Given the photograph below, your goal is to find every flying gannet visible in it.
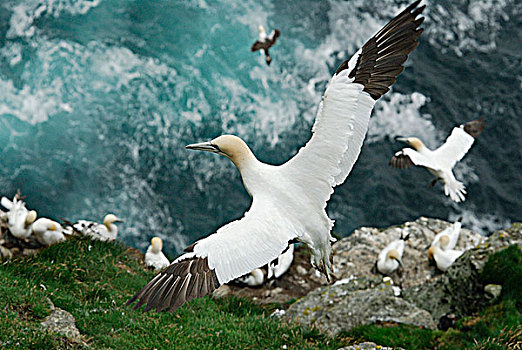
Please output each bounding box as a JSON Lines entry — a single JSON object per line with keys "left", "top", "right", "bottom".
{"left": 1, "top": 196, "right": 37, "bottom": 239}
{"left": 128, "top": 1, "right": 425, "bottom": 312}
{"left": 64, "top": 214, "right": 122, "bottom": 241}
{"left": 390, "top": 118, "right": 485, "bottom": 202}
{"left": 145, "top": 237, "right": 170, "bottom": 271}
{"left": 377, "top": 233, "right": 409, "bottom": 275}
{"left": 251, "top": 25, "right": 280, "bottom": 66}
{"left": 32, "top": 218, "right": 65, "bottom": 246}
{"left": 431, "top": 217, "right": 462, "bottom": 250}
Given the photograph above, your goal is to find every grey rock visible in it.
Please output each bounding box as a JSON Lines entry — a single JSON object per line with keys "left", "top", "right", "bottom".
{"left": 339, "top": 342, "right": 404, "bottom": 350}
{"left": 332, "top": 217, "right": 483, "bottom": 288}
{"left": 402, "top": 223, "right": 522, "bottom": 320}
{"left": 284, "top": 279, "right": 435, "bottom": 335}
{"left": 41, "top": 303, "right": 81, "bottom": 341}
{"left": 484, "top": 284, "right": 502, "bottom": 299}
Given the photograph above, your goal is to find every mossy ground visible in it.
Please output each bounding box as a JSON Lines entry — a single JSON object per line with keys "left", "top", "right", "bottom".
{"left": 0, "top": 237, "right": 520, "bottom": 349}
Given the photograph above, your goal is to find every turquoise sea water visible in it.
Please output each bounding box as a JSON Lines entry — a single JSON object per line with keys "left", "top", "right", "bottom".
{"left": 0, "top": 0, "right": 520, "bottom": 254}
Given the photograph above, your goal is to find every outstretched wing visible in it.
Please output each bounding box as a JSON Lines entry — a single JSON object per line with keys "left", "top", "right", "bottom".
{"left": 127, "top": 198, "right": 297, "bottom": 312}
{"left": 267, "top": 29, "right": 280, "bottom": 46}
{"left": 283, "top": 1, "right": 424, "bottom": 207}
{"left": 251, "top": 40, "right": 266, "bottom": 52}
{"left": 432, "top": 118, "right": 485, "bottom": 169}
{"left": 390, "top": 148, "right": 437, "bottom": 169}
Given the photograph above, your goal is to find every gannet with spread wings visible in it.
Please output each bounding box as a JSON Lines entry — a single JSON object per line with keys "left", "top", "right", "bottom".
{"left": 128, "top": 1, "right": 425, "bottom": 312}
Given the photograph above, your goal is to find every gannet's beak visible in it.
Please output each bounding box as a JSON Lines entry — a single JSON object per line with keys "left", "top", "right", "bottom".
{"left": 395, "top": 136, "right": 409, "bottom": 143}
{"left": 185, "top": 142, "right": 222, "bottom": 154}
{"left": 394, "top": 257, "right": 404, "bottom": 268}
{"left": 114, "top": 217, "right": 124, "bottom": 223}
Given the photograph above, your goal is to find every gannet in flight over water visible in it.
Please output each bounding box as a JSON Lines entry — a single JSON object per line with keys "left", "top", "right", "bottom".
{"left": 1, "top": 196, "right": 37, "bottom": 239}
{"left": 390, "top": 118, "right": 485, "bottom": 202}
{"left": 377, "top": 233, "right": 409, "bottom": 275}
{"left": 128, "top": 1, "right": 425, "bottom": 312}
{"left": 64, "top": 214, "right": 122, "bottom": 241}
{"left": 431, "top": 217, "right": 462, "bottom": 250}
{"left": 32, "top": 218, "right": 66, "bottom": 246}
{"left": 145, "top": 237, "right": 170, "bottom": 270}
{"left": 251, "top": 25, "right": 280, "bottom": 66}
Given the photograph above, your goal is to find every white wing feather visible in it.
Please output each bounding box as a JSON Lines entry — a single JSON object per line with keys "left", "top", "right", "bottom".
{"left": 189, "top": 197, "right": 297, "bottom": 284}
{"left": 399, "top": 148, "right": 438, "bottom": 169}
{"left": 432, "top": 126, "right": 475, "bottom": 169}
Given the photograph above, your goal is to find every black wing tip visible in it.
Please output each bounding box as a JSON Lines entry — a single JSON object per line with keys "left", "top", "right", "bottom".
{"left": 126, "top": 256, "right": 220, "bottom": 313}
{"left": 463, "top": 118, "right": 485, "bottom": 138}
{"left": 390, "top": 153, "right": 413, "bottom": 169}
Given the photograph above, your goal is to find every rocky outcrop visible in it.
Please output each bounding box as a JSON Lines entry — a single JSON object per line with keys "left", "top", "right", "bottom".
{"left": 402, "top": 223, "right": 522, "bottom": 320}
{"left": 284, "top": 280, "right": 435, "bottom": 335}
{"left": 339, "top": 342, "right": 404, "bottom": 350}
{"left": 332, "top": 217, "right": 483, "bottom": 288}
{"left": 41, "top": 299, "right": 83, "bottom": 343}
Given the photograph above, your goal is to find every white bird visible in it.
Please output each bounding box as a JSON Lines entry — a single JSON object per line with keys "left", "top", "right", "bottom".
{"left": 32, "top": 218, "right": 65, "bottom": 246}
{"left": 145, "top": 237, "right": 170, "bottom": 271}
{"left": 251, "top": 25, "right": 280, "bottom": 66}
{"left": 377, "top": 233, "right": 408, "bottom": 275}
{"left": 128, "top": 1, "right": 425, "bottom": 312}
{"left": 390, "top": 118, "right": 485, "bottom": 202}
{"left": 428, "top": 245, "right": 463, "bottom": 272}
{"left": 1, "top": 196, "right": 37, "bottom": 239}
{"left": 235, "top": 244, "right": 295, "bottom": 287}
{"left": 234, "top": 268, "right": 266, "bottom": 287}
{"left": 431, "top": 217, "right": 462, "bottom": 250}
{"left": 65, "top": 214, "right": 122, "bottom": 241}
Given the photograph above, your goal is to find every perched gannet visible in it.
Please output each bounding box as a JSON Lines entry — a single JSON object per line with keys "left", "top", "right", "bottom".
{"left": 32, "top": 218, "right": 65, "bottom": 246}
{"left": 235, "top": 268, "right": 266, "bottom": 287}
{"left": 377, "top": 233, "right": 408, "bottom": 275}
{"left": 65, "top": 214, "right": 122, "bottom": 241}
{"left": 128, "top": 1, "right": 425, "bottom": 312}
{"left": 145, "top": 237, "right": 170, "bottom": 271}
{"left": 251, "top": 25, "right": 280, "bottom": 66}
{"left": 1, "top": 196, "right": 37, "bottom": 239}
{"left": 390, "top": 118, "right": 485, "bottom": 202}
{"left": 235, "top": 244, "right": 295, "bottom": 287}
{"left": 428, "top": 245, "right": 463, "bottom": 272}
{"left": 431, "top": 218, "right": 462, "bottom": 250}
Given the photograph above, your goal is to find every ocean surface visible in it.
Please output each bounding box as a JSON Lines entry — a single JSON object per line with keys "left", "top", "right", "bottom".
{"left": 0, "top": 0, "right": 520, "bottom": 255}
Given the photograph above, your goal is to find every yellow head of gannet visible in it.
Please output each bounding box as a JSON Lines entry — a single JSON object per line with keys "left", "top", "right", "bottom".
{"left": 439, "top": 235, "right": 450, "bottom": 250}
{"left": 396, "top": 137, "right": 425, "bottom": 151}
{"left": 103, "top": 214, "right": 123, "bottom": 230}
{"left": 186, "top": 135, "right": 254, "bottom": 170}
{"left": 25, "top": 210, "right": 37, "bottom": 227}
{"left": 387, "top": 249, "right": 403, "bottom": 267}
{"left": 151, "top": 237, "right": 163, "bottom": 254}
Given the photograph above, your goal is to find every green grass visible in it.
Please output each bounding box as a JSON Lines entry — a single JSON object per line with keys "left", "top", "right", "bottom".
{"left": 0, "top": 236, "right": 347, "bottom": 349}
{"left": 1, "top": 238, "right": 520, "bottom": 349}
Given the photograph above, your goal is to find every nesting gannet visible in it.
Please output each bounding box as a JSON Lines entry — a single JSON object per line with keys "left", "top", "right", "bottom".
{"left": 390, "top": 118, "right": 485, "bottom": 202}
{"left": 428, "top": 245, "right": 463, "bottom": 272}
{"left": 32, "top": 218, "right": 65, "bottom": 246}
{"left": 1, "top": 196, "right": 37, "bottom": 239}
{"left": 145, "top": 237, "right": 170, "bottom": 270}
{"left": 235, "top": 244, "right": 295, "bottom": 287}
{"left": 251, "top": 25, "right": 280, "bottom": 66}
{"left": 377, "top": 233, "right": 408, "bottom": 275}
{"left": 235, "top": 268, "right": 266, "bottom": 287}
{"left": 65, "top": 214, "right": 122, "bottom": 241}
{"left": 128, "top": 1, "right": 425, "bottom": 312}
{"left": 431, "top": 218, "right": 462, "bottom": 250}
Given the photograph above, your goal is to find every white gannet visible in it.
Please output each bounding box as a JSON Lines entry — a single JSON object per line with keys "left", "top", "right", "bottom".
{"left": 377, "top": 233, "right": 408, "bottom": 275}
{"left": 431, "top": 217, "right": 462, "bottom": 250}
{"left": 251, "top": 25, "right": 280, "bottom": 66}
{"left": 65, "top": 214, "right": 122, "bottom": 241}
{"left": 128, "top": 1, "right": 425, "bottom": 312}
{"left": 235, "top": 244, "right": 295, "bottom": 287}
{"left": 32, "top": 218, "right": 65, "bottom": 246}
{"left": 428, "top": 245, "right": 463, "bottom": 272}
{"left": 145, "top": 237, "right": 170, "bottom": 271}
{"left": 1, "top": 196, "right": 37, "bottom": 239}
{"left": 234, "top": 268, "right": 266, "bottom": 287}
{"left": 390, "top": 118, "right": 485, "bottom": 202}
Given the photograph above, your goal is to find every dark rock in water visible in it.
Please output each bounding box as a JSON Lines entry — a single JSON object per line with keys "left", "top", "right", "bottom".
{"left": 332, "top": 217, "right": 483, "bottom": 288}
{"left": 284, "top": 278, "right": 435, "bottom": 335}
{"left": 402, "top": 223, "right": 522, "bottom": 320}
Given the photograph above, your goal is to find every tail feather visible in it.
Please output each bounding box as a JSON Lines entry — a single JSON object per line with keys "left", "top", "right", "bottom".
{"left": 443, "top": 178, "right": 466, "bottom": 202}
